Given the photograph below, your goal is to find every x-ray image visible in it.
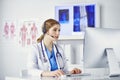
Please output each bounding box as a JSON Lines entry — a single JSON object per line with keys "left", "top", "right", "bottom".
{"left": 55, "top": 4, "right": 99, "bottom": 36}
{"left": 73, "top": 5, "right": 95, "bottom": 32}
{"left": 59, "top": 9, "right": 69, "bottom": 23}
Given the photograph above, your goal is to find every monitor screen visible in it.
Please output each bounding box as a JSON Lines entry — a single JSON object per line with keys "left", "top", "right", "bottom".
{"left": 83, "top": 27, "right": 120, "bottom": 69}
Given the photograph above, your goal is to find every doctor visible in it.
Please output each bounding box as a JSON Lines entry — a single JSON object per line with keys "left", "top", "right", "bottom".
{"left": 27, "top": 19, "right": 82, "bottom": 77}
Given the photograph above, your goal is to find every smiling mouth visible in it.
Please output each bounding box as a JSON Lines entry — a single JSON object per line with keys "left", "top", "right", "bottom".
{"left": 54, "top": 36, "right": 59, "bottom": 39}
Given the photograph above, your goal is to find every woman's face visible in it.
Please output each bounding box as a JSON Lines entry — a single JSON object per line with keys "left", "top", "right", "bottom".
{"left": 47, "top": 24, "right": 60, "bottom": 41}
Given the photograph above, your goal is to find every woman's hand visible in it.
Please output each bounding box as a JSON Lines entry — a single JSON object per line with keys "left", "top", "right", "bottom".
{"left": 70, "top": 68, "right": 82, "bottom": 74}
{"left": 41, "top": 70, "right": 64, "bottom": 77}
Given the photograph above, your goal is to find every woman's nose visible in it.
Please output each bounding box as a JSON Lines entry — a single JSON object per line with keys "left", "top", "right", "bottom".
{"left": 56, "top": 31, "right": 60, "bottom": 35}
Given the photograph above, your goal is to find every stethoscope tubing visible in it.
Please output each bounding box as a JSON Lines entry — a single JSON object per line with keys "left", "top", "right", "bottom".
{"left": 40, "top": 41, "right": 64, "bottom": 69}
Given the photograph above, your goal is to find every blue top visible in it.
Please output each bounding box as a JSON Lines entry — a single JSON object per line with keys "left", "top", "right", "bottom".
{"left": 45, "top": 47, "right": 58, "bottom": 71}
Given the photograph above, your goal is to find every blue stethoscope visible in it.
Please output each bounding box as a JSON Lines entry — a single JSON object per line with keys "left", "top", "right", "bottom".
{"left": 40, "top": 41, "right": 64, "bottom": 70}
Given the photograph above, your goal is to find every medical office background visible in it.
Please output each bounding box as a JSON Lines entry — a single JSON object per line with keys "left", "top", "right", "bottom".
{"left": 0, "top": 0, "right": 120, "bottom": 80}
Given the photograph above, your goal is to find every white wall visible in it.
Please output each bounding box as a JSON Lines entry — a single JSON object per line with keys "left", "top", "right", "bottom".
{"left": 0, "top": 0, "right": 120, "bottom": 80}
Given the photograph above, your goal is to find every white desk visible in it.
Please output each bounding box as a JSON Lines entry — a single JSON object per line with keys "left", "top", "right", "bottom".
{"left": 5, "top": 68, "right": 120, "bottom": 80}
{"left": 5, "top": 75, "right": 120, "bottom": 80}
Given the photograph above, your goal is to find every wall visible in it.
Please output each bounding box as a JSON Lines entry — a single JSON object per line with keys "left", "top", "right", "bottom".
{"left": 0, "top": 0, "right": 120, "bottom": 80}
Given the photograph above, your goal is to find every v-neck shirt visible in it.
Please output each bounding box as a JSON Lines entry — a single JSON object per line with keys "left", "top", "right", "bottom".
{"left": 45, "top": 46, "right": 58, "bottom": 71}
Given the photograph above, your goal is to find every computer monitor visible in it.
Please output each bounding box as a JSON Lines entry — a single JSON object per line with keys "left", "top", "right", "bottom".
{"left": 83, "top": 27, "right": 120, "bottom": 77}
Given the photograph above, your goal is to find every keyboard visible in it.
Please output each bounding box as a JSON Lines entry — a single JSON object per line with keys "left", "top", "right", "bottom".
{"left": 65, "top": 73, "right": 91, "bottom": 77}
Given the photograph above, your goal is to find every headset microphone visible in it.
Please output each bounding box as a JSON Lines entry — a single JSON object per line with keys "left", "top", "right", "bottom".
{"left": 50, "top": 35, "right": 54, "bottom": 38}
{"left": 47, "top": 34, "right": 54, "bottom": 38}
{"left": 51, "top": 35, "right": 54, "bottom": 38}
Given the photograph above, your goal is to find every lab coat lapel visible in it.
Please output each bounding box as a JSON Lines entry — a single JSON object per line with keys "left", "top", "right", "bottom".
{"left": 41, "top": 40, "right": 51, "bottom": 71}
{"left": 53, "top": 44, "right": 60, "bottom": 69}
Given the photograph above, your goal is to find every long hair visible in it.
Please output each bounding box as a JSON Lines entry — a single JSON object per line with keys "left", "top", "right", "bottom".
{"left": 37, "top": 19, "right": 60, "bottom": 43}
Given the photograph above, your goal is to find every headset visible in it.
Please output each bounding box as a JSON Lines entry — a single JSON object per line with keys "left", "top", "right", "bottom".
{"left": 42, "top": 23, "right": 47, "bottom": 34}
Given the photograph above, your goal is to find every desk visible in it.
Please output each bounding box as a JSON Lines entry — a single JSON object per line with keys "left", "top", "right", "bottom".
{"left": 5, "top": 68, "right": 120, "bottom": 80}
{"left": 5, "top": 75, "right": 120, "bottom": 80}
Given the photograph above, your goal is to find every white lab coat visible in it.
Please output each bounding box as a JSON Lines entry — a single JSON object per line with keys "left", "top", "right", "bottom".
{"left": 27, "top": 40, "right": 68, "bottom": 77}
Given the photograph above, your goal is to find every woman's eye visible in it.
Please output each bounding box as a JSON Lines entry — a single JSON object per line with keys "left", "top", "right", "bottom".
{"left": 53, "top": 29, "right": 57, "bottom": 31}
{"left": 53, "top": 28, "right": 60, "bottom": 32}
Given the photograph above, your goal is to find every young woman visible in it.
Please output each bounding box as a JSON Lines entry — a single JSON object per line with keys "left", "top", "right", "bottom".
{"left": 27, "top": 19, "right": 82, "bottom": 77}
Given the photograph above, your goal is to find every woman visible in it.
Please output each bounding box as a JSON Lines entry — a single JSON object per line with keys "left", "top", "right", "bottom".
{"left": 27, "top": 19, "right": 82, "bottom": 77}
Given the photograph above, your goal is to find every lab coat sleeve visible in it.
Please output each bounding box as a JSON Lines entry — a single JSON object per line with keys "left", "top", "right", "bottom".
{"left": 27, "top": 44, "right": 43, "bottom": 77}
{"left": 62, "top": 50, "right": 69, "bottom": 73}
{"left": 57, "top": 45, "right": 69, "bottom": 73}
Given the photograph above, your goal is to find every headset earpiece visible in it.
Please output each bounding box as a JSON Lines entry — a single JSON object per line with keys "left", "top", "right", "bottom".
{"left": 42, "top": 23, "right": 46, "bottom": 34}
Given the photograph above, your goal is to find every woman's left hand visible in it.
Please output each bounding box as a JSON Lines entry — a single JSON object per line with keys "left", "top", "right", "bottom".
{"left": 70, "top": 68, "right": 82, "bottom": 74}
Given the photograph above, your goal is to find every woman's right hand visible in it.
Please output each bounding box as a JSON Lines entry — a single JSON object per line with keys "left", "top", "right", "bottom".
{"left": 41, "top": 70, "right": 64, "bottom": 77}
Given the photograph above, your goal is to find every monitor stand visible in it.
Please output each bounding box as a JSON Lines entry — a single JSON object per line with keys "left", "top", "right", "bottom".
{"left": 105, "top": 48, "right": 120, "bottom": 77}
